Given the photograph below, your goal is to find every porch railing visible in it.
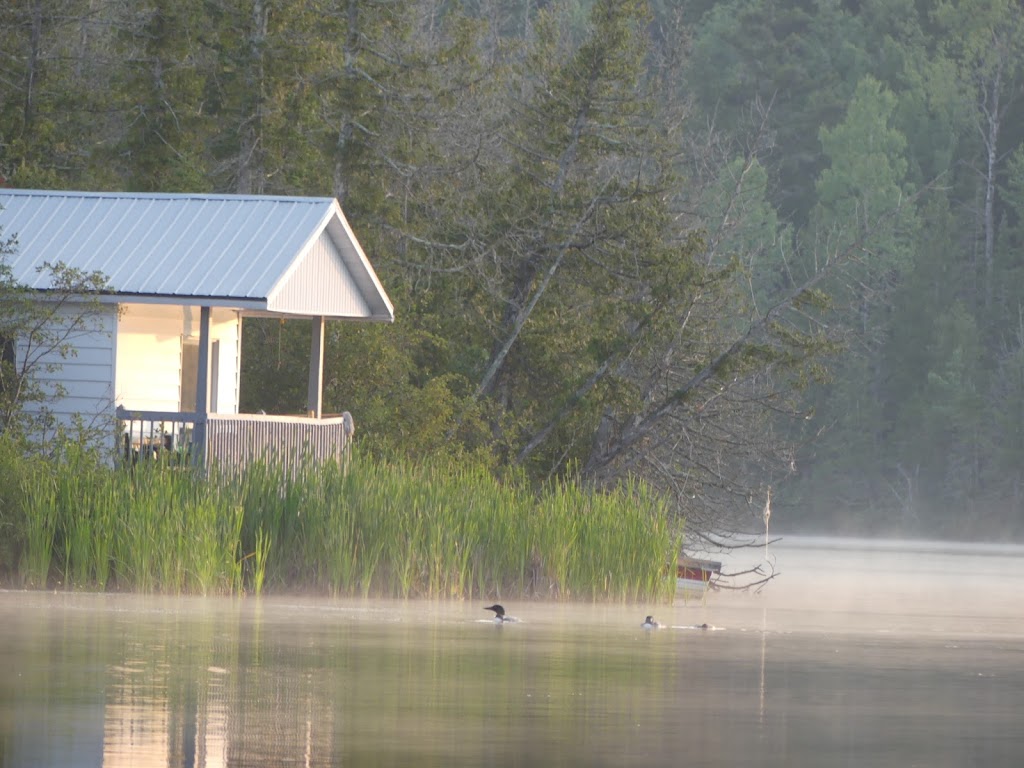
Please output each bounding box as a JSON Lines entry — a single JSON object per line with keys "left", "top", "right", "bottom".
{"left": 115, "top": 405, "right": 354, "bottom": 472}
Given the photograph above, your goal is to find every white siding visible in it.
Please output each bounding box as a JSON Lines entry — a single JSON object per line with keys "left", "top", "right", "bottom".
{"left": 269, "top": 232, "right": 371, "bottom": 316}
{"left": 17, "top": 303, "right": 117, "bottom": 432}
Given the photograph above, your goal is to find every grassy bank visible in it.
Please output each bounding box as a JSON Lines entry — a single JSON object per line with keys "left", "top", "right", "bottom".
{"left": 0, "top": 439, "right": 682, "bottom": 601}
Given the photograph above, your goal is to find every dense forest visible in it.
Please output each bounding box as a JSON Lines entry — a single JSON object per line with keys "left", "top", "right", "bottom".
{"left": 2, "top": 0, "right": 1023, "bottom": 540}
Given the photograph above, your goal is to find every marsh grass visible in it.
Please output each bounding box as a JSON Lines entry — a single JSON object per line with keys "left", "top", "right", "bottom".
{"left": 250, "top": 526, "right": 270, "bottom": 595}
{"left": 20, "top": 466, "right": 58, "bottom": 588}
{"left": 4, "top": 442, "right": 681, "bottom": 601}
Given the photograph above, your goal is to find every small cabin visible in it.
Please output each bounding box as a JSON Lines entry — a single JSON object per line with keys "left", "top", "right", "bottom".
{"left": 0, "top": 188, "right": 394, "bottom": 470}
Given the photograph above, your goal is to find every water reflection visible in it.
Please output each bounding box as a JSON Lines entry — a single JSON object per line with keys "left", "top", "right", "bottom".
{"left": 2, "top": 537, "right": 1024, "bottom": 767}
{"left": 104, "top": 654, "right": 232, "bottom": 767}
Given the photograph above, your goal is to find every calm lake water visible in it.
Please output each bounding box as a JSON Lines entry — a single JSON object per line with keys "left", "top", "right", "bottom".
{"left": 2, "top": 536, "right": 1023, "bottom": 767}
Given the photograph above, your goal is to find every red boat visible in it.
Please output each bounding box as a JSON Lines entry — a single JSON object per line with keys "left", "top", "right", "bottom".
{"left": 676, "top": 556, "right": 722, "bottom": 595}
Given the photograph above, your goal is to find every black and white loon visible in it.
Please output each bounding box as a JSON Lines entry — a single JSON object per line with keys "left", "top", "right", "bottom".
{"left": 484, "top": 604, "right": 518, "bottom": 623}
{"left": 641, "top": 615, "right": 661, "bottom": 629}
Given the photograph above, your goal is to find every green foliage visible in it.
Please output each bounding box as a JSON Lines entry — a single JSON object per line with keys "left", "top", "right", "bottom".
{"left": 687, "top": 0, "right": 871, "bottom": 222}
{"left": 114, "top": 0, "right": 212, "bottom": 191}
{"left": 239, "top": 316, "right": 493, "bottom": 462}
{"left": 811, "top": 76, "right": 917, "bottom": 273}
{"left": 0, "top": 241, "right": 110, "bottom": 441}
{"left": 0, "top": 436, "right": 30, "bottom": 581}
{"left": 786, "top": 75, "right": 924, "bottom": 530}
{"left": 0, "top": 436, "right": 681, "bottom": 601}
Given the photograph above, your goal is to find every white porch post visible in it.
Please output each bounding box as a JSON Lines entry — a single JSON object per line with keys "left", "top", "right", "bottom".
{"left": 307, "top": 315, "right": 325, "bottom": 418}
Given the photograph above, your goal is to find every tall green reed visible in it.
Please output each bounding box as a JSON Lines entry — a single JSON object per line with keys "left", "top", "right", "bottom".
{"left": 2, "top": 439, "right": 682, "bottom": 602}
{"left": 19, "top": 467, "right": 59, "bottom": 588}
{"left": 251, "top": 525, "right": 270, "bottom": 595}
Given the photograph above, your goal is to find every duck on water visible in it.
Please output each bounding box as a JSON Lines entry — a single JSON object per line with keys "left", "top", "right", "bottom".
{"left": 643, "top": 616, "right": 715, "bottom": 630}
{"left": 481, "top": 606, "right": 715, "bottom": 629}
{"left": 484, "top": 604, "right": 519, "bottom": 623}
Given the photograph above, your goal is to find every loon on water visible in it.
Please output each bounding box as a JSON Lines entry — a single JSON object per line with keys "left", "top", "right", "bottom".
{"left": 641, "top": 615, "right": 661, "bottom": 629}
{"left": 484, "top": 604, "right": 517, "bottom": 623}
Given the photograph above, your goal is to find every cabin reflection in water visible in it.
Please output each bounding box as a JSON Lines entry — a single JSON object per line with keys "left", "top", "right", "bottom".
{"left": 102, "top": 658, "right": 333, "bottom": 767}
{"left": 103, "top": 660, "right": 172, "bottom": 766}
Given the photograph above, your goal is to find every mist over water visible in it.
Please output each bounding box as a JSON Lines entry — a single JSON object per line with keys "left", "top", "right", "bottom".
{"left": 716, "top": 535, "right": 1024, "bottom": 636}
{"left": 2, "top": 536, "right": 1022, "bottom": 767}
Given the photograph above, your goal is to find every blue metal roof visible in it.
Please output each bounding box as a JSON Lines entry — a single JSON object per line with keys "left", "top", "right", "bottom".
{"left": 0, "top": 189, "right": 394, "bottom": 321}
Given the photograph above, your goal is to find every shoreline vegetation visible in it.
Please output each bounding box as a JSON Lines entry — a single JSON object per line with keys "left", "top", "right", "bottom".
{"left": 0, "top": 439, "right": 682, "bottom": 602}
